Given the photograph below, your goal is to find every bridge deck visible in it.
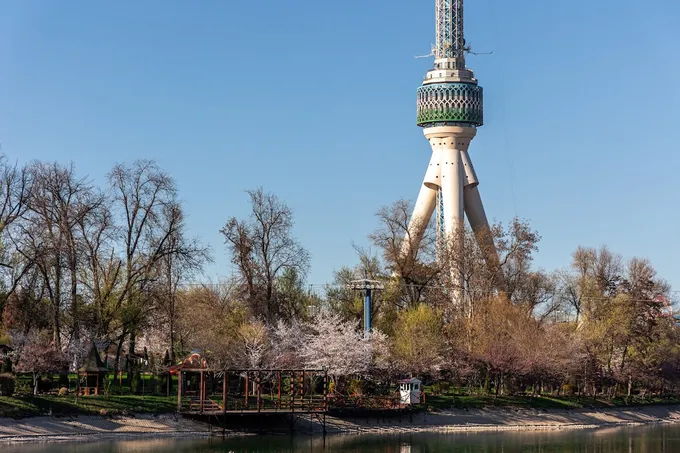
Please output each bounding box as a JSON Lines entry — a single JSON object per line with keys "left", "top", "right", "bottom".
{"left": 182, "top": 408, "right": 327, "bottom": 415}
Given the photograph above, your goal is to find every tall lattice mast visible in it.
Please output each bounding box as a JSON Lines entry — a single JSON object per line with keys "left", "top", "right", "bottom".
{"left": 433, "top": 0, "right": 469, "bottom": 256}
{"left": 435, "top": 0, "right": 466, "bottom": 65}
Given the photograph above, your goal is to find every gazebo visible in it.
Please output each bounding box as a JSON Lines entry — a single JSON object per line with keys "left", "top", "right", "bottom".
{"left": 169, "top": 350, "right": 210, "bottom": 410}
{"left": 77, "top": 342, "right": 109, "bottom": 395}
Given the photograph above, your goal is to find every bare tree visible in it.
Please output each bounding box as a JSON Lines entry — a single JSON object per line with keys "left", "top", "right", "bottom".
{"left": 12, "top": 162, "right": 93, "bottom": 350}
{"left": 220, "top": 187, "right": 309, "bottom": 323}
{"left": 174, "top": 282, "right": 247, "bottom": 369}
{"left": 108, "top": 160, "right": 194, "bottom": 368}
{"left": 369, "top": 199, "right": 441, "bottom": 309}
{"left": 0, "top": 156, "right": 32, "bottom": 277}
{"left": 157, "top": 205, "right": 211, "bottom": 362}
{"left": 77, "top": 194, "right": 121, "bottom": 337}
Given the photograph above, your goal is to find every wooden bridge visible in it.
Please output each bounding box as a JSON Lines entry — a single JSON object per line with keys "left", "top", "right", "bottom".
{"left": 177, "top": 369, "right": 328, "bottom": 416}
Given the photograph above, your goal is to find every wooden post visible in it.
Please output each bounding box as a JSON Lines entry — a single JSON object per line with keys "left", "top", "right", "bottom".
{"left": 291, "top": 372, "right": 295, "bottom": 414}
{"left": 199, "top": 371, "right": 205, "bottom": 414}
{"left": 302, "top": 371, "right": 306, "bottom": 411}
{"left": 323, "top": 369, "right": 328, "bottom": 412}
{"left": 244, "top": 373, "right": 249, "bottom": 409}
{"left": 222, "top": 371, "right": 227, "bottom": 414}
{"left": 257, "top": 371, "right": 261, "bottom": 413}
{"left": 177, "top": 372, "right": 182, "bottom": 412}
{"left": 277, "top": 370, "right": 281, "bottom": 410}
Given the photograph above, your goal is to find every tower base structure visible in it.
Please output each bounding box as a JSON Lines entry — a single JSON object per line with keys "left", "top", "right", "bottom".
{"left": 407, "top": 125, "right": 496, "bottom": 304}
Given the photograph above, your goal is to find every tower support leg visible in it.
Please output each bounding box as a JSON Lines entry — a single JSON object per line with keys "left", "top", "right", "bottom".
{"left": 404, "top": 150, "right": 440, "bottom": 259}
{"left": 440, "top": 146, "right": 464, "bottom": 303}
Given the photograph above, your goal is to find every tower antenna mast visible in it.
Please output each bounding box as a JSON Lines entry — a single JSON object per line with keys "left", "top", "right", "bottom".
{"left": 436, "top": 0, "right": 466, "bottom": 65}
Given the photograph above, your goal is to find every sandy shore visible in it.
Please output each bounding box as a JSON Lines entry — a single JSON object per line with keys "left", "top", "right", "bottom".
{"left": 0, "top": 414, "right": 231, "bottom": 444}
{"left": 2, "top": 405, "right": 680, "bottom": 443}
{"left": 321, "top": 405, "right": 680, "bottom": 434}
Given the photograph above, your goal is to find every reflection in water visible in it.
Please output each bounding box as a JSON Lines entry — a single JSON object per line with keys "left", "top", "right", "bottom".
{"left": 2, "top": 423, "right": 680, "bottom": 452}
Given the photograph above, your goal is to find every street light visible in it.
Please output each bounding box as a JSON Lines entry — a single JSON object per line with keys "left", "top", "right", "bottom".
{"left": 347, "top": 271, "right": 384, "bottom": 333}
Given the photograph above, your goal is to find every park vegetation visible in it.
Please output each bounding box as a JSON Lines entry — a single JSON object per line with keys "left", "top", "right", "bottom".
{"left": 0, "top": 156, "right": 677, "bottom": 402}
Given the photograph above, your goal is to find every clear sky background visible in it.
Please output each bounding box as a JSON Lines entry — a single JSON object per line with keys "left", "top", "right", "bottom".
{"left": 0, "top": 0, "right": 678, "bottom": 290}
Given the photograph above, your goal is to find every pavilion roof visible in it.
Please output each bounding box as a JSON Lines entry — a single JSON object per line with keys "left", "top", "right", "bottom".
{"left": 168, "top": 351, "right": 208, "bottom": 373}
{"left": 78, "top": 341, "right": 109, "bottom": 373}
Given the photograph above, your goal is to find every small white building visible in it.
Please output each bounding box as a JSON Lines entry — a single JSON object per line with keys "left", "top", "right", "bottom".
{"left": 399, "top": 378, "right": 422, "bottom": 405}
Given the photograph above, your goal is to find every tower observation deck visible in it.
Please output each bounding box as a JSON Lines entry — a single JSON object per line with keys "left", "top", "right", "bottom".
{"left": 416, "top": 0, "right": 483, "bottom": 128}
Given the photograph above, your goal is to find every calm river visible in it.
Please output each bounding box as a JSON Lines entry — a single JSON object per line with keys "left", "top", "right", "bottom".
{"left": 3, "top": 424, "right": 680, "bottom": 452}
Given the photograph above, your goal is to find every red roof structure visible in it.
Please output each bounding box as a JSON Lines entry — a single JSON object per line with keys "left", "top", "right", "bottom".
{"left": 168, "top": 351, "right": 208, "bottom": 375}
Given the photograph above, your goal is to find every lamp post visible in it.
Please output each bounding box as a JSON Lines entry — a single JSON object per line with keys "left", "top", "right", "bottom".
{"left": 347, "top": 271, "right": 385, "bottom": 333}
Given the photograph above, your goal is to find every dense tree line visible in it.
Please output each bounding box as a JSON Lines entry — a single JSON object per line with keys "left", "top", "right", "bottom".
{"left": 0, "top": 155, "right": 677, "bottom": 399}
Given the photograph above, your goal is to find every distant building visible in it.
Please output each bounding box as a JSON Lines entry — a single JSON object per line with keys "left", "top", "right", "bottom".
{"left": 398, "top": 378, "right": 422, "bottom": 405}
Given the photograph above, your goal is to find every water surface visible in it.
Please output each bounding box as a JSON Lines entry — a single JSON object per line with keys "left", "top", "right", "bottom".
{"left": 4, "top": 423, "right": 680, "bottom": 452}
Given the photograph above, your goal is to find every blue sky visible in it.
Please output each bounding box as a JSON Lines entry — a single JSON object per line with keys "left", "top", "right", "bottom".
{"left": 1, "top": 0, "right": 679, "bottom": 290}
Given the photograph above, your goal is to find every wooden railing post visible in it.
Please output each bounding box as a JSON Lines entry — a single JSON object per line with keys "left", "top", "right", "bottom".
{"left": 177, "top": 372, "right": 182, "bottom": 412}
{"left": 257, "top": 371, "right": 261, "bottom": 413}
{"left": 222, "top": 371, "right": 227, "bottom": 415}
{"left": 277, "top": 370, "right": 281, "bottom": 410}
{"left": 291, "top": 371, "right": 295, "bottom": 414}
{"left": 244, "top": 372, "right": 249, "bottom": 409}
{"left": 323, "top": 369, "right": 328, "bottom": 412}
{"left": 199, "top": 371, "right": 205, "bottom": 414}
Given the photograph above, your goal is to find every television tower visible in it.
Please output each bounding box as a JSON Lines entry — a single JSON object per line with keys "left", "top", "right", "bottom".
{"left": 403, "top": 0, "right": 498, "bottom": 301}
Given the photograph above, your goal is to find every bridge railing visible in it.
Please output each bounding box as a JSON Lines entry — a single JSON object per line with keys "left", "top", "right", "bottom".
{"left": 177, "top": 369, "right": 329, "bottom": 414}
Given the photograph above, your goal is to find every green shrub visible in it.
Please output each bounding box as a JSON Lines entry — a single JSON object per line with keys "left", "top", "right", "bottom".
{"left": 0, "top": 358, "right": 12, "bottom": 374}
{"left": 0, "top": 373, "right": 16, "bottom": 396}
{"left": 347, "top": 378, "right": 363, "bottom": 396}
{"left": 14, "top": 377, "right": 31, "bottom": 395}
{"left": 562, "top": 384, "right": 575, "bottom": 396}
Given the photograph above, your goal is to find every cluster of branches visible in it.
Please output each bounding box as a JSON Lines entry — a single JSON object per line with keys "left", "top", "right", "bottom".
{"left": 1, "top": 166, "right": 677, "bottom": 399}
{"left": 325, "top": 199, "right": 678, "bottom": 398}
{"left": 0, "top": 157, "right": 211, "bottom": 375}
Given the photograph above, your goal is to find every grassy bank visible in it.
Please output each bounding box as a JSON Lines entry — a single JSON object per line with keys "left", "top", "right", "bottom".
{"left": 425, "top": 393, "right": 680, "bottom": 410}
{"left": 0, "top": 395, "right": 176, "bottom": 418}
{"left": 3, "top": 393, "right": 680, "bottom": 419}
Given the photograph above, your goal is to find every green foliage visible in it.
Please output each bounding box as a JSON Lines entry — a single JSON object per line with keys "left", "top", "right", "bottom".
{"left": 0, "top": 356, "right": 12, "bottom": 374}
{"left": 424, "top": 391, "right": 680, "bottom": 411}
{"left": 275, "top": 268, "right": 317, "bottom": 321}
{"left": 13, "top": 377, "right": 31, "bottom": 395}
{"left": 0, "top": 395, "right": 177, "bottom": 417}
{"left": 0, "top": 373, "right": 15, "bottom": 396}
{"left": 347, "top": 378, "right": 364, "bottom": 396}
{"left": 392, "top": 304, "right": 445, "bottom": 376}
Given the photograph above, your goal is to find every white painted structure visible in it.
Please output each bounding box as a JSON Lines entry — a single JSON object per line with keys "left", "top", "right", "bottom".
{"left": 399, "top": 378, "right": 422, "bottom": 405}
{"left": 403, "top": 0, "right": 499, "bottom": 304}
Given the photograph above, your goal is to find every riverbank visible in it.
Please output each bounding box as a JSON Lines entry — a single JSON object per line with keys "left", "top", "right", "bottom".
{"left": 3, "top": 405, "right": 680, "bottom": 443}
{"left": 0, "top": 414, "right": 240, "bottom": 444}
{"left": 322, "top": 405, "right": 680, "bottom": 434}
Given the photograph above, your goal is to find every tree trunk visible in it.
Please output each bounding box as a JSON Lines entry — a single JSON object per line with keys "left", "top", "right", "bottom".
{"left": 70, "top": 254, "right": 79, "bottom": 369}
{"left": 114, "top": 331, "right": 127, "bottom": 372}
